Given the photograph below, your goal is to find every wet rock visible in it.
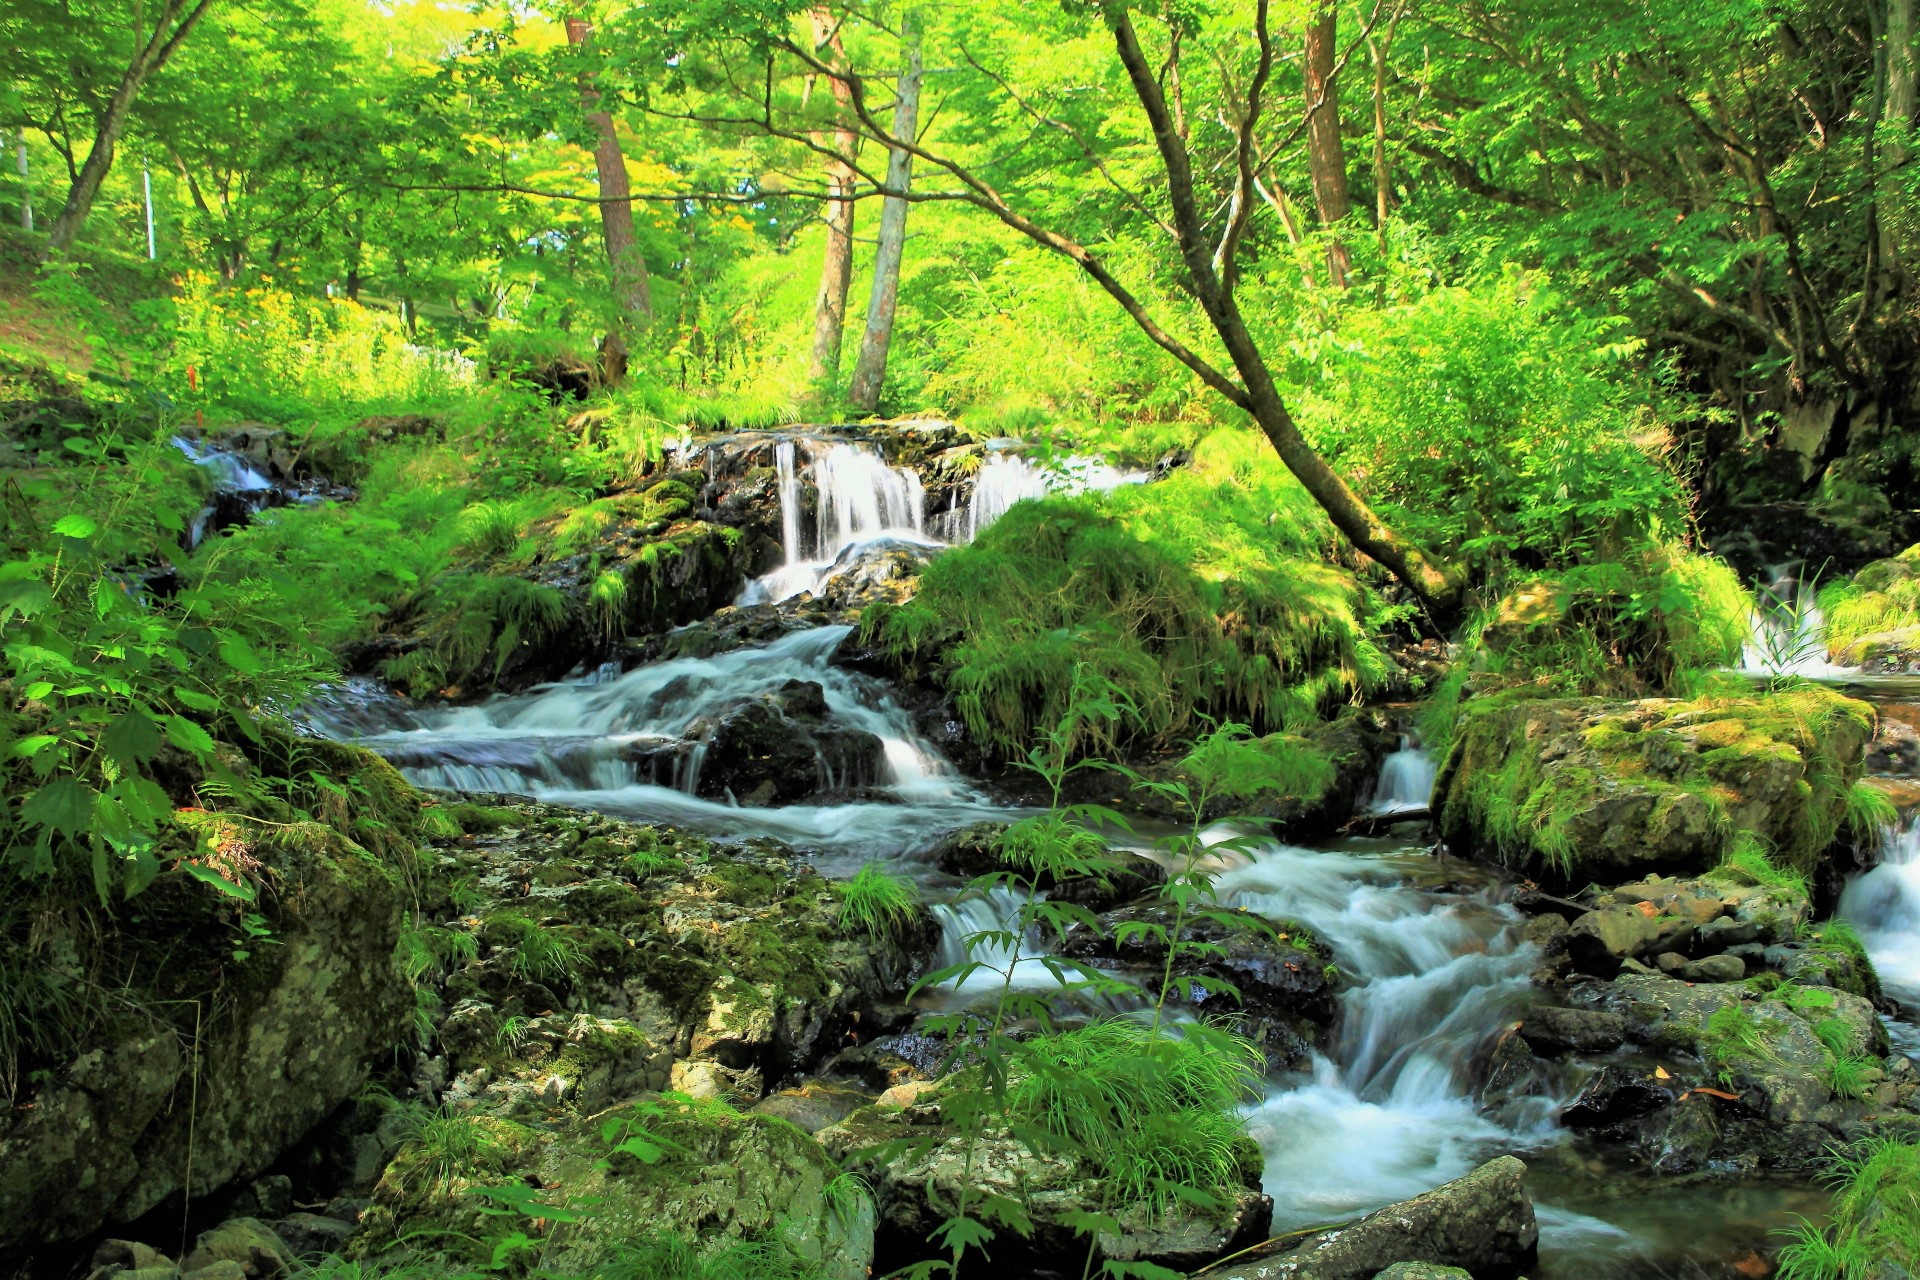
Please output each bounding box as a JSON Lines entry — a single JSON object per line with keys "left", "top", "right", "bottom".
{"left": 753, "top": 1081, "right": 877, "bottom": 1133}
{"left": 1562, "top": 1065, "right": 1677, "bottom": 1127}
{"left": 931, "top": 821, "right": 1167, "bottom": 909}
{"left": 1518, "top": 1007, "right": 1626, "bottom": 1054}
{"left": 360, "top": 1094, "right": 872, "bottom": 1280}
{"left": 0, "top": 758, "right": 411, "bottom": 1250}
{"left": 1567, "top": 906, "right": 1695, "bottom": 970}
{"left": 693, "top": 694, "right": 884, "bottom": 805}
{"left": 1056, "top": 903, "right": 1337, "bottom": 1057}
{"left": 91, "top": 1241, "right": 173, "bottom": 1274}
{"left": 266, "top": 1213, "right": 356, "bottom": 1260}
{"left": 1202, "top": 1156, "right": 1537, "bottom": 1280}
{"left": 179, "top": 1218, "right": 292, "bottom": 1278}
{"left": 1681, "top": 954, "right": 1748, "bottom": 983}
{"left": 1695, "top": 915, "right": 1761, "bottom": 950}
{"left": 1374, "top": 1266, "right": 1473, "bottom": 1280}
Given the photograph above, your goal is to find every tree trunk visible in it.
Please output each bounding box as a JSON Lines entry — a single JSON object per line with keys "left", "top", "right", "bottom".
{"left": 46, "top": 0, "right": 216, "bottom": 253}
{"left": 13, "top": 134, "right": 30, "bottom": 232}
{"left": 566, "top": 14, "right": 653, "bottom": 327}
{"left": 808, "top": 7, "right": 858, "bottom": 382}
{"left": 846, "top": 8, "right": 922, "bottom": 414}
{"left": 1304, "top": 2, "right": 1352, "bottom": 286}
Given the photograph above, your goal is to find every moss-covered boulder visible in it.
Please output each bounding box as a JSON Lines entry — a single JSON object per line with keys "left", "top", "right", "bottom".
{"left": 0, "top": 803, "right": 411, "bottom": 1249}
{"left": 354, "top": 1093, "right": 872, "bottom": 1280}
{"left": 1433, "top": 688, "right": 1873, "bottom": 881}
{"left": 415, "top": 802, "right": 938, "bottom": 1106}
{"left": 1821, "top": 543, "right": 1920, "bottom": 665}
{"left": 818, "top": 1091, "right": 1271, "bottom": 1274}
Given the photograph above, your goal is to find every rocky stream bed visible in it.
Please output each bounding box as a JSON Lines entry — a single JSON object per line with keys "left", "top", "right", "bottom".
{"left": 8, "top": 426, "right": 1920, "bottom": 1280}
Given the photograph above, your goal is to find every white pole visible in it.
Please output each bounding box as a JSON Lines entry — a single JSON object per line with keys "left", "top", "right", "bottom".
{"left": 142, "top": 161, "right": 156, "bottom": 259}
{"left": 13, "top": 135, "right": 28, "bottom": 232}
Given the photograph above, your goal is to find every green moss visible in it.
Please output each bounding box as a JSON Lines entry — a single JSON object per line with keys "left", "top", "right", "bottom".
{"left": 1439, "top": 686, "right": 1871, "bottom": 878}
{"left": 1819, "top": 545, "right": 1920, "bottom": 652}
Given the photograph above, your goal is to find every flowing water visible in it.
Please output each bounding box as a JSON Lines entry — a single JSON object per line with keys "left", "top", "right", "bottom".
{"left": 311, "top": 431, "right": 1909, "bottom": 1277}
{"left": 1841, "top": 820, "right": 1920, "bottom": 1058}
{"left": 1368, "top": 734, "right": 1438, "bottom": 814}
{"left": 1742, "top": 568, "right": 1853, "bottom": 678}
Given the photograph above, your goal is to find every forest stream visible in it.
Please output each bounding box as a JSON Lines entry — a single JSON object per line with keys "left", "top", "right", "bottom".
{"left": 286, "top": 433, "right": 1920, "bottom": 1279}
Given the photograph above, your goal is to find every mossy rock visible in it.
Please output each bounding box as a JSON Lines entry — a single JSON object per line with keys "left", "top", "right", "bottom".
{"left": 357, "top": 1094, "right": 872, "bottom": 1280}
{"left": 1432, "top": 687, "right": 1873, "bottom": 881}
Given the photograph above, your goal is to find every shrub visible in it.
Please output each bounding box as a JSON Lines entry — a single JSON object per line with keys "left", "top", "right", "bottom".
{"left": 835, "top": 863, "right": 920, "bottom": 939}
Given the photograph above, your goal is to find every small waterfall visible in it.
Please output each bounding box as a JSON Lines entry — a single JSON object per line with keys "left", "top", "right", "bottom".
{"left": 1840, "top": 822, "right": 1920, "bottom": 1027}
{"left": 939, "top": 451, "right": 1146, "bottom": 543}
{"left": 1742, "top": 570, "right": 1848, "bottom": 677}
{"left": 173, "top": 435, "right": 275, "bottom": 493}
{"left": 739, "top": 440, "right": 938, "bottom": 606}
{"left": 1215, "top": 840, "right": 1540, "bottom": 1228}
{"left": 1368, "top": 736, "right": 1436, "bottom": 815}
{"left": 814, "top": 442, "right": 925, "bottom": 555}
{"left": 774, "top": 440, "right": 802, "bottom": 566}
{"left": 173, "top": 435, "right": 281, "bottom": 548}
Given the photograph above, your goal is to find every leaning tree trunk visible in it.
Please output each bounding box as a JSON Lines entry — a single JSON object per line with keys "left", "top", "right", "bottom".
{"left": 1304, "top": 1, "right": 1352, "bottom": 287}
{"left": 808, "top": 7, "right": 859, "bottom": 381}
{"left": 566, "top": 14, "right": 653, "bottom": 330}
{"left": 47, "top": 0, "right": 216, "bottom": 252}
{"left": 846, "top": 8, "right": 922, "bottom": 413}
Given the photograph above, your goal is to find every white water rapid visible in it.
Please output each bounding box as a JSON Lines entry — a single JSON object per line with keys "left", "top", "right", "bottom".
{"left": 308, "top": 624, "right": 1005, "bottom": 866}
{"left": 1368, "top": 737, "right": 1436, "bottom": 815}
{"left": 1741, "top": 571, "right": 1851, "bottom": 678}
{"left": 1841, "top": 820, "right": 1920, "bottom": 1054}
{"left": 1213, "top": 839, "right": 1548, "bottom": 1225}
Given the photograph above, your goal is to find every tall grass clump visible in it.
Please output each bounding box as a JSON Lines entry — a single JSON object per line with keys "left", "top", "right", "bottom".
{"left": 1776, "top": 1135, "right": 1920, "bottom": 1280}
{"left": 835, "top": 863, "right": 920, "bottom": 939}
{"left": 867, "top": 435, "right": 1394, "bottom": 760}
{"left": 1818, "top": 545, "right": 1920, "bottom": 654}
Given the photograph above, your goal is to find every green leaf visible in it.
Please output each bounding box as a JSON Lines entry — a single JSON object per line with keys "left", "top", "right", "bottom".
{"left": 164, "top": 715, "right": 217, "bottom": 756}
{"left": 22, "top": 777, "right": 98, "bottom": 836}
{"left": 172, "top": 686, "right": 220, "bottom": 712}
{"left": 178, "top": 859, "right": 257, "bottom": 901}
{"left": 217, "top": 632, "right": 262, "bottom": 674}
{"left": 101, "top": 712, "right": 164, "bottom": 766}
{"left": 9, "top": 734, "right": 59, "bottom": 758}
{"left": 22, "top": 681, "right": 54, "bottom": 700}
{"left": 52, "top": 514, "right": 98, "bottom": 539}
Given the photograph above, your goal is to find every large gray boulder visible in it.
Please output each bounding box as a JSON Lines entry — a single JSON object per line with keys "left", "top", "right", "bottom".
{"left": 0, "top": 835, "right": 410, "bottom": 1250}
{"left": 1201, "top": 1157, "right": 1537, "bottom": 1280}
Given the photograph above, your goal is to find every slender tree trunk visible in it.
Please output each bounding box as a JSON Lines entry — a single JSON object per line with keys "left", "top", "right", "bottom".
{"left": 1369, "top": 13, "right": 1400, "bottom": 243}
{"left": 1884, "top": 0, "right": 1917, "bottom": 286}
{"left": 847, "top": 8, "right": 922, "bottom": 414}
{"left": 809, "top": 7, "right": 858, "bottom": 382}
{"left": 1304, "top": 2, "right": 1352, "bottom": 286}
{"left": 566, "top": 14, "right": 653, "bottom": 326}
{"left": 47, "top": 0, "right": 216, "bottom": 252}
{"left": 13, "top": 134, "right": 30, "bottom": 232}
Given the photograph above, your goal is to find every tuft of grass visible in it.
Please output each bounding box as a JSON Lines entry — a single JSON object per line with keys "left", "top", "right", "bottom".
{"left": 627, "top": 848, "right": 687, "bottom": 879}
{"left": 1776, "top": 1135, "right": 1920, "bottom": 1280}
{"left": 1006, "top": 1018, "right": 1264, "bottom": 1215}
{"left": 393, "top": 1108, "right": 505, "bottom": 1195}
{"left": 1843, "top": 781, "right": 1899, "bottom": 848}
{"left": 1698, "top": 1004, "right": 1775, "bottom": 1087}
{"left": 835, "top": 864, "right": 920, "bottom": 939}
{"left": 1715, "top": 832, "right": 1812, "bottom": 900}
{"left": 865, "top": 447, "right": 1393, "bottom": 760}
{"left": 485, "top": 914, "right": 585, "bottom": 987}
{"left": 589, "top": 1232, "right": 827, "bottom": 1280}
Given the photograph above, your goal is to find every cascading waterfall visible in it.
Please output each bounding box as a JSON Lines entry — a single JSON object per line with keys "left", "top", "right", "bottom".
{"left": 312, "top": 624, "right": 1004, "bottom": 861}
{"left": 740, "top": 439, "right": 1145, "bottom": 605}
{"left": 1841, "top": 820, "right": 1920, "bottom": 1053}
{"left": 739, "top": 440, "right": 939, "bottom": 606}
{"left": 1368, "top": 736, "right": 1437, "bottom": 814}
{"left": 1213, "top": 839, "right": 1544, "bottom": 1226}
{"left": 173, "top": 435, "right": 279, "bottom": 547}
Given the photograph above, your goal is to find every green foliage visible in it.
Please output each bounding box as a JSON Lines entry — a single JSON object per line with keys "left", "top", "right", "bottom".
{"left": 1818, "top": 547, "right": 1920, "bottom": 654}
{"left": 383, "top": 574, "right": 572, "bottom": 697}
{"left": 1699, "top": 1004, "right": 1774, "bottom": 1087}
{"left": 868, "top": 436, "right": 1390, "bottom": 760}
{"left": 835, "top": 863, "right": 921, "bottom": 940}
{"left": 1776, "top": 1136, "right": 1920, "bottom": 1280}
{"left": 484, "top": 914, "right": 585, "bottom": 988}
{"left": 1303, "top": 278, "right": 1687, "bottom": 569}
{"left": 1714, "top": 833, "right": 1811, "bottom": 902}
{"left": 1008, "top": 1019, "right": 1263, "bottom": 1214}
